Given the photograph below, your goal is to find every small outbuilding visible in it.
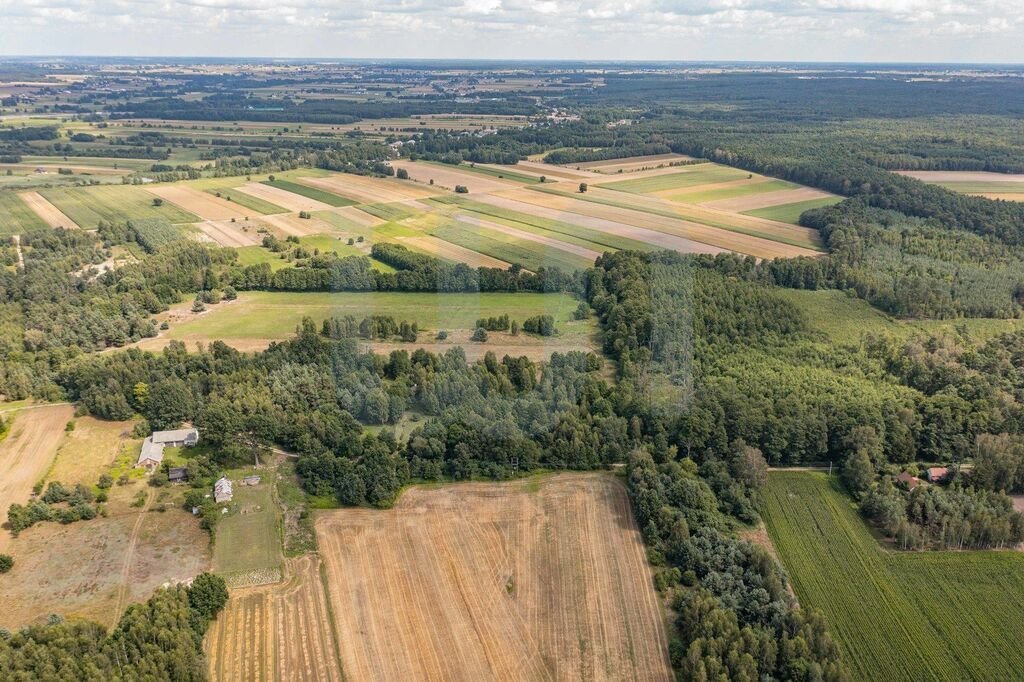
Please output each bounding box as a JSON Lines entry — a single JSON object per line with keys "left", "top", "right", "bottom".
{"left": 168, "top": 467, "right": 188, "bottom": 483}
{"left": 897, "top": 471, "right": 922, "bottom": 490}
{"left": 214, "top": 476, "right": 233, "bottom": 504}
{"left": 242, "top": 475, "right": 261, "bottom": 486}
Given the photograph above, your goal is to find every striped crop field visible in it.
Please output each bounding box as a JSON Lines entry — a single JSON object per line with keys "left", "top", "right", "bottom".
{"left": 761, "top": 472, "right": 1024, "bottom": 681}
{"left": 39, "top": 185, "right": 199, "bottom": 228}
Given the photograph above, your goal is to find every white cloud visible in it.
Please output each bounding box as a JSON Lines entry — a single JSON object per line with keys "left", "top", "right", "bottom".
{"left": 0, "top": 0, "right": 1018, "bottom": 61}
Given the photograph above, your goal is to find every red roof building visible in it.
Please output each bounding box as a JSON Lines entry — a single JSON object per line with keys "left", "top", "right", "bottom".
{"left": 926, "top": 467, "right": 950, "bottom": 483}
{"left": 897, "top": 471, "right": 922, "bottom": 490}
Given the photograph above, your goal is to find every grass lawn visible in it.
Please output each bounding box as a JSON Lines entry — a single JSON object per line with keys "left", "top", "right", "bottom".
{"left": 298, "top": 234, "right": 396, "bottom": 272}
{"left": 39, "top": 185, "right": 199, "bottom": 228}
{"left": 762, "top": 471, "right": 1024, "bottom": 681}
{"left": 212, "top": 483, "right": 282, "bottom": 582}
{"left": 265, "top": 178, "right": 357, "bottom": 207}
{"left": 744, "top": 196, "right": 843, "bottom": 224}
{"left": 671, "top": 179, "right": 796, "bottom": 203}
{"left": 0, "top": 192, "right": 48, "bottom": 235}
{"left": 597, "top": 163, "right": 751, "bottom": 193}
{"left": 165, "top": 291, "right": 586, "bottom": 341}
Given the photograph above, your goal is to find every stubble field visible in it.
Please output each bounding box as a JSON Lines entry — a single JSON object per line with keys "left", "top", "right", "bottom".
{"left": 315, "top": 473, "right": 672, "bottom": 682}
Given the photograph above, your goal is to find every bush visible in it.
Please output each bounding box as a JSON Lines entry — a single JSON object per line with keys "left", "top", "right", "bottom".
{"left": 471, "top": 327, "right": 488, "bottom": 342}
{"left": 97, "top": 474, "right": 113, "bottom": 489}
{"left": 396, "top": 168, "right": 409, "bottom": 180}
{"left": 436, "top": 330, "right": 449, "bottom": 341}
{"left": 454, "top": 185, "right": 469, "bottom": 194}
{"left": 0, "top": 554, "right": 12, "bottom": 573}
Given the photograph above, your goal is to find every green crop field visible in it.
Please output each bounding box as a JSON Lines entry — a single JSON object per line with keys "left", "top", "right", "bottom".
{"left": 39, "top": 185, "right": 199, "bottom": 228}
{"left": 762, "top": 472, "right": 1024, "bottom": 682}
{"left": 434, "top": 196, "right": 657, "bottom": 253}
{"left": 937, "top": 182, "right": 1024, "bottom": 195}
{"left": 212, "top": 483, "right": 282, "bottom": 584}
{"left": 444, "top": 162, "right": 541, "bottom": 184}
{"left": 430, "top": 221, "right": 593, "bottom": 272}
{"left": 744, "top": 196, "right": 843, "bottom": 224}
{"left": 165, "top": 290, "right": 587, "bottom": 342}
{"left": 359, "top": 202, "right": 419, "bottom": 221}
{"left": 0, "top": 192, "right": 48, "bottom": 235}
{"left": 264, "top": 178, "right": 356, "bottom": 206}
{"left": 671, "top": 178, "right": 796, "bottom": 203}
{"left": 597, "top": 163, "right": 751, "bottom": 193}
{"left": 18, "top": 155, "right": 153, "bottom": 171}
{"left": 187, "top": 176, "right": 287, "bottom": 214}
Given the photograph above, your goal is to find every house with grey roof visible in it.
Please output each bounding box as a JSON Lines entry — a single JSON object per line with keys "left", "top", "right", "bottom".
{"left": 135, "top": 427, "right": 200, "bottom": 470}
{"left": 137, "top": 437, "right": 165, "bottom": 470}
{"left": 214, "top": 477, "right": 233, "bottom": 504}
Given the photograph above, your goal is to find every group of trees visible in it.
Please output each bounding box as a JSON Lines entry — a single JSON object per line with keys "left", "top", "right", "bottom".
{"left": 0, "top": 574, "right": 227, "bottom": 679}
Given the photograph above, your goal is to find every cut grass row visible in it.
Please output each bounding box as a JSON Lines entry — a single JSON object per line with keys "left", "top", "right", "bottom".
{"left": 263, "top": 178, "right": 356, "bottom": 207}
{"left": 762, "top": 472, "right": 1024, "bottom": 681}
{"left": 39, "top": 185, "right": 199, "bottom": 228}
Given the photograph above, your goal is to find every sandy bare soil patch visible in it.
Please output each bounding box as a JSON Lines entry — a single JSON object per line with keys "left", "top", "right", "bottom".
{"left": 400, "top": 235, "right": 511, "bottom": 268}
{"left": 703, "top": 186, "right": 834, "bottom": 212}
{"left": 258, "top": 212, "right": 335, "bottom": 237}
{"left": 317, "top": 473, "right": 672, "bottom": 682}
{"left": 453, "top": 213, "right": 603, "bottom": 261}
{"left": 206, "top": 555, "right": 342, "bottom": 681}
{"left": 194, "top": 219, "right": 263, "bottom": 247}
{"left": 304, "top": 173, "right": 442, "bottom": 204}
{"left": 897, "top": 170, "right": 1024, "bottom": 183}
{"left": 17, "top": 191, "right": 80, "bottom": 229}
{"left": 235, "top": 182, "right": 333, "bottom": 212}
{"left": 146, "top": 185, "right": 248, "bottom": 221}
{"left": 393, "top": 160, "right": 522, "bottom": 194}
{"left": 0, "top": 404, "right": 75, "bottom": 552}
{"left": 478, "top": 192, "right": 732, "bottom": 256}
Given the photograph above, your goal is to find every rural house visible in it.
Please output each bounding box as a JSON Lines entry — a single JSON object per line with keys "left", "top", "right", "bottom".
{"left": 927, "top": 467, "right": 951, "bottom": 483}
{"left": 136, "top": 437, "right": 165, "bottom": 470}
{"left": 135, "top": 427, "right": 200, "bottom": 470}
{"left": 897, "top": 471, "right": 922, "bottom": 490}
{"left": 214, "top": 477, "right": 233, "bottom": 504}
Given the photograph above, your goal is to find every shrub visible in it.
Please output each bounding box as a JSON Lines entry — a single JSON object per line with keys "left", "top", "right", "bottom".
{"left": 0, "top": 554, "right": 12, "bottom": 573}
{"left": 396, "top": 168, "right": 409, "bottom": 180}
{"left": 471, "top": 327, "right": 488, "bottom": 342}
{"left": 454, "top": 185, "right": 469, "bottom": 194}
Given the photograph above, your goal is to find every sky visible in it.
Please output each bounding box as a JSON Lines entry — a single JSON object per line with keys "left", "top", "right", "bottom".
{"left": 0, "top": 0, "right": 1021, "bottom": 63}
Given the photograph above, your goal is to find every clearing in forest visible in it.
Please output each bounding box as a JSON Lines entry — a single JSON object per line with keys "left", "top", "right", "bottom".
{"left": 762, "top": 471, "right": 1024, "bottom": 681}
{"left": 316, "top": 473, "right": 673, "bottom": 682}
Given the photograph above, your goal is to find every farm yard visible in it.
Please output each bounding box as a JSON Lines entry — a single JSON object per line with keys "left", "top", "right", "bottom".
{"left": 0, "top": 405, "right": 210, "bottom": 628}
{"left": 761, "top": 472, "right": 1024, "bottom": 682}
{"left": 315, "top": 473, "right": 673, "bottom": 682}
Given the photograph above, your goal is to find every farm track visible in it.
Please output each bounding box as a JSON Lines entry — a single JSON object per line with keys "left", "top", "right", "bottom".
{"left": 113, "top": 488, "right": 154, "bottom": 622}
{"left": 316, "top": 473, "right": 672, "bottom": 682}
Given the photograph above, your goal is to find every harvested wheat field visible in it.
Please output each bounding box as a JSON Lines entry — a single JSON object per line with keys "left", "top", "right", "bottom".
{"left": 194, "top": 219, "right": 263, "bottom": 247}
{"left": 206, "top": 555, "right": 342, "bottom": 682}
{"left": 317, "top": 473, "right": 673, "bottom": 682}
{"left": 17, "top": 191, "right": 80, "bottom": 229}
{"left": 576, "top": 154, "right": 694, "bottom": 174}
{"left": 400, "top": 235, "right": 511, "bottom": 268}
{"left": 257, "top": 212, "right": 336, "bottom": 238}
{"left": 303, "top": 172, "right": 443, "bottom": 204}
{"left": 0, "top": 404, "right": 75, "bottom": 552}
{"left": 146, "top": 185, "right": 248, "bottom": 221}
{"left": 702, "top": 186, "right": 835, "bottom": 212}
{"left": 394, "top": 160, "right": 522, "bottom": 194}
{"left": 332, "top": 205, "right": 386, "bottom": 227}
{"left": 235, "top": 182, "right": 333, "bottom": 213}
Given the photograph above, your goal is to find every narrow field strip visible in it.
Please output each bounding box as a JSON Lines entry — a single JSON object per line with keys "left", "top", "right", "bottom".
{"left": 452, "top": 213, "right": 602, "bottom": 261}
{"left": 398, "top": 235, "right": 511, "bottom": 269}
{"left": 234, "top": 182, "right": 334, "bottom": 212}
{"left": 433, "top": 219, "right": 592, "bottom": 272}
{"left": 17, "top": 191, "right": 79, "bottom": 229}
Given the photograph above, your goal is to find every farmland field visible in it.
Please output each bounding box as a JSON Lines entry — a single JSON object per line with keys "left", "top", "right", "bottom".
{"left": 262, "top": 178, "right": 356, "bottom": 207}
{"left": 598, "top": 162, "right": 751, "bottom": 193}
{"left": 744, "top": 196, "right": 844, "bottom": 224}
{"left": 39, "top": 185, "right": 199, "bottom": 227}
{"left": 212, "top": 481, "right": 283, "bottom": 587}
{"left": 137, "top": 290, "right": 591, "bottom": 354}
{"left": 0, "top": 192, "right": 48, "bottom": 234}
{"left": 205, "top": 555, "right": 342, "bottom": 682}
{"left": 762, "top": 472, "right": 1024, "bottom": 681}
{"left": 316, "top": 473, "right": 673, "bottom": 681}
